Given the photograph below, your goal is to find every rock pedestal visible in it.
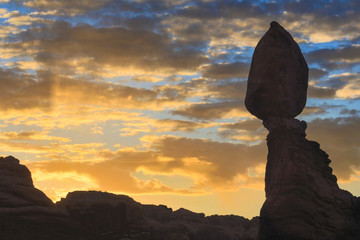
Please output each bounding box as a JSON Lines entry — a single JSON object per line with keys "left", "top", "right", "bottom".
{"left": 259, "top": 119, "right": 360, "bottom": 240}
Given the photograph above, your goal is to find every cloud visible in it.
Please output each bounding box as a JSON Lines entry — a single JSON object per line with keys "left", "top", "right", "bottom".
{"left": 118, "top": 117, "right": 215, "bottom": 136}
{"left": 148, "top": 136, "right": 267, "bottom": 188}
{"left": 7, "top": 21, "right": 208, "bottom": 76}
{"left": 0, "top": 67, "right": 191, "bottom": 117}
{"left": 51, "top": 73, "right": 158, "bottom": 107}
{"left": 24, "top": 134, "right": 267, "bottom": 200}
{"left": 301, "top": 106, "right": 327, "bottom": 116}
{"left": 307, "top": 73, "right": 360, "bottom": 99}
{"left": 306, "top": 45, "right": 360, "bottom": 68}
{"left": 155, "top": 119, "right": 213, "bottom": 132}
{"left": 218, "top": 118, "right": 266, "bottom": 143}
{"left": 0, "top": 130, "right": 70, "bottom": 142}
{"left": 221, "top": 118, "right": 263, "bottom": 132}
{"left": 0, "top": 68, "right": 52, "bottom": 110}
{"left": 0, "top": 139, "right": 62, "bottom": 154}
{"left": 340, "top": 109, "right": 359, "bottom": 116}
{"left": 206, "top": 80, "right": 248, "bottom": 100}
{"left": 0, "top": 25, "right": 21, "bottom": 37}
{"left": 22, "top": 0, "right": 111, "bottom": 16}
{"left": 307, "top": 85, "right": 336, "bottom": 99}
{"left": 172, "top": 101, "right": 249, "bottom": 120}
{"left": 27, "top": 148, "right": 201, "bottom": 195}
{"left": 0, "top": 104, "right": 144, "bottom": 130}
{"left": 5, "top": 13, "right": 42, "bottom": 26}
{"left": 91, "top": 126, "right": 104, "bottom": 135}
{"left": 309, "top": 68, "right": 328, "bottom": 80}
{"left": 201, "top": 62, "right": 250, "bottom": 79}
{"left": 333, "top": 72, "right": 360, "bottom": 99}
{"left": 168, "top": 0, "right": 360, "bottom": 51}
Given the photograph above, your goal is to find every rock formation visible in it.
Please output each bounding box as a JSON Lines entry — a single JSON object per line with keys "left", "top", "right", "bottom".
{"left": 0, "top": 156, "right": 81, "bottom": 240}
{"left": 0, "top": 155, "right": 259, "bottom": 240}
{"left": 245, "top": 22, "right": 360, "bottom": 239}
{"left": 56, "top": 191, "right": 150, "bottom": 240}
{"left": 245, "top": 21, "right": 308, "bottom": 120}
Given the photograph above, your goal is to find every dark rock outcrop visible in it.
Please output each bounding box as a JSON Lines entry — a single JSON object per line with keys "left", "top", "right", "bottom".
{"left": 0, "top": 156, "right": 82, "bottom": 240}
{"left": 245, "top": 21, "right": 308, "bottom": 120}
{"left": 56, "top": 191, "right": 150, "bottom": 240}
{"left": 142, "top": 205, "right": 259, "bottom": 240}
{"left": 0, "top": 155, "right": 53, "bottom": 208}
{"left": 0, "top": 155, "right": 259, "bottom": 240}
{"left": 245, "top": 22, "right": 360, "bottom": 240}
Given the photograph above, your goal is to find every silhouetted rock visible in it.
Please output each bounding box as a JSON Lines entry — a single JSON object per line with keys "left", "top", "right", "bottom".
{"left": 142, "top": 204, "right": 259, "bottom": 240}
{"left": 0, "top": 156, "right": 81, "bottom": 240}
{"left": 245, "top": 22, "right": 360, "bottom": 240}
{"left": 56, "top": 191, "right": 150, "bottom": 240}
{"left": 0, "top": 155, "right": 53, "bottom": 207}
{"left": 245, "top": 21, "right": 308, "bottom": 120}
{"left": 260, "top": 120, "right": 360, "bottom": 240}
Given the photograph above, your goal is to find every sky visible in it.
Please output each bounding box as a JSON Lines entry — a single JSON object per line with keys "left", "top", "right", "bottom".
{"left": 0, "top": 0, "right": 359, "bottom": 219}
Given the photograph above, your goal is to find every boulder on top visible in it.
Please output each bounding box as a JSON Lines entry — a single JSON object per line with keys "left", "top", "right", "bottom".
{"left": 245, "top": 21, "right": 308, "bottom": 120}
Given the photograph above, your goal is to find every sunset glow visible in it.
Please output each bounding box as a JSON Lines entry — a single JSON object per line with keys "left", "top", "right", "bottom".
{"left": 0, "top": 0, "right": 359, "bottom": 218}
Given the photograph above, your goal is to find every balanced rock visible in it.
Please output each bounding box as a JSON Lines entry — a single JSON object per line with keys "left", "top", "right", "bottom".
{"left": 245, "top": 21, "right": 308, "bottom": 120}
{"left": 245, "top": 22, "right": 360, "bottom": 239}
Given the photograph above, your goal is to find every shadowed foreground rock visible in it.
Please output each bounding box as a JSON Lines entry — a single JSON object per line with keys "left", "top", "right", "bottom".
{"left": 0, "top": 156, "right": 259, "bottom": 240}
{"left": 245, "top": 22, "right": 360, "bottom": 240}
{"left": 260, "top": 118, "right": 360, "bottom": 240}
{"left": 0, "top": 156, "right": 82, "bottom": 240}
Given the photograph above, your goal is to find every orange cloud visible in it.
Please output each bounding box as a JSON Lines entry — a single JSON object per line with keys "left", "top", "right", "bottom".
{"left": 24, "top": 135, "right": 267, "bottom": 201}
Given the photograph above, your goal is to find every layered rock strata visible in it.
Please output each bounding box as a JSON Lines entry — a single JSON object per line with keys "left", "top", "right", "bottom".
{"left": 245, "top": 22, "right": 360, "bottom": 239}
